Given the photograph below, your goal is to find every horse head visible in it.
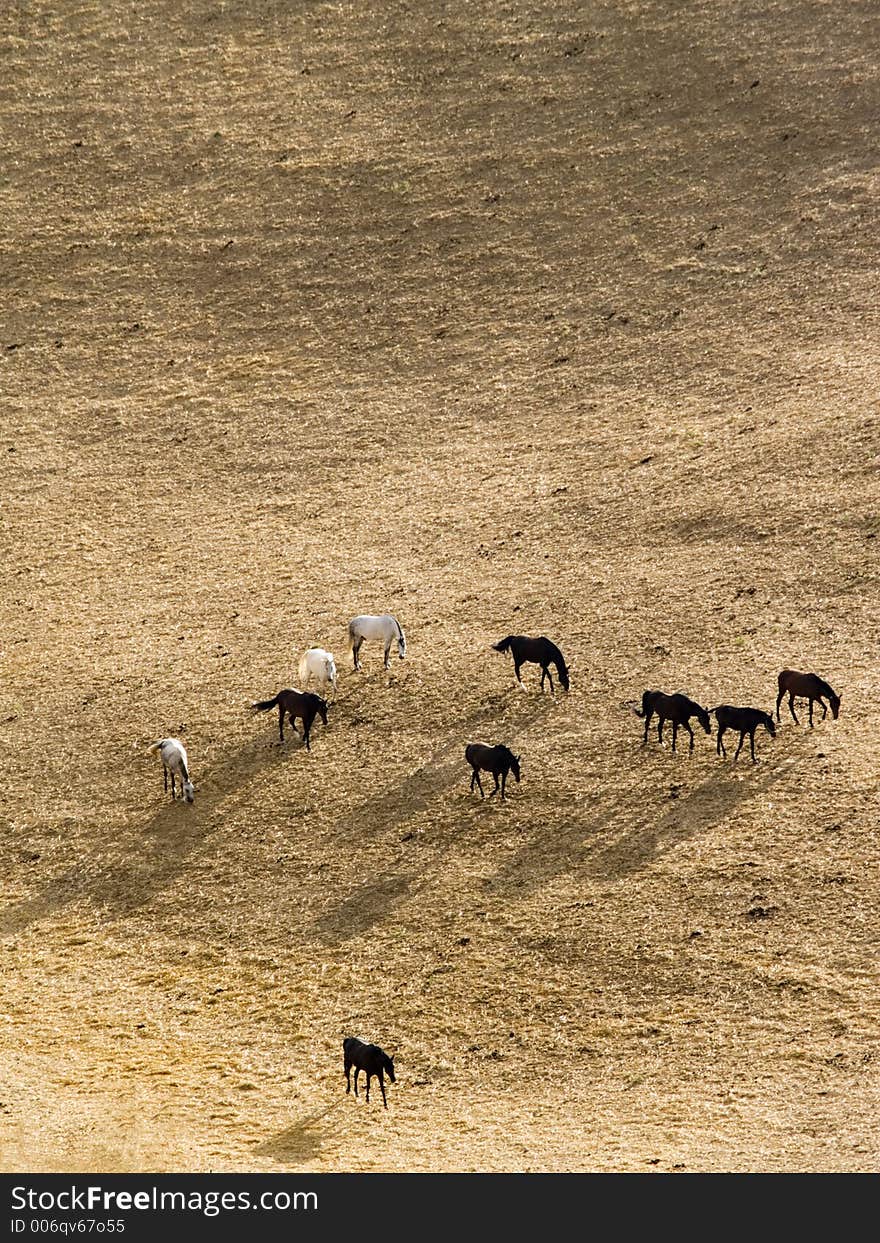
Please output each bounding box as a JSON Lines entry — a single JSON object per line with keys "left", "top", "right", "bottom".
{"left": 182, "top": 779, "right": 195, "bottom": 804}
{"left": 697, "top": 704, "right": 712, "bottom": 734}
{"left": 510, "top": 753, "right": 521, "bottom": 783}
{"left": 384, "top": 1054, "right": 396, "bottom": 1082}
{"left": 558, "top": 665, "right": 570, "bottom": 692}
{"left": 763, "top": 714, "right": 776, "bottom": 737}
{"left": 397, "top": 635, "right": 406, "bottom": 660}
{"left": 317, "top": 698, "right": 329, "bottom": 726}
{"left": 829, "top": 692, "right": 841, "bottom": 719}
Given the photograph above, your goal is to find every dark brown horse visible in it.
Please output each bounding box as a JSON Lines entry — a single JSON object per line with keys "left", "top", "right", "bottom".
{"left": 635, "top": 690, "right": 711, "bottom": 753}
{"left": 465, "top": 743, "right": 521, "bottom": 799}
{"left": 251, "top": 688, "right": 328, "bottom": 749}
{"left": 776, "top": 669, "right": 840, "bottom": 727}
{"left": 712, "top": 705, "right": 775, "bottom": 762}
{"left": 343, "top": 1037, "right": 395, "bottom": 1108}
{"left": 493, "top": 635, "right": 570, "bottom": 693}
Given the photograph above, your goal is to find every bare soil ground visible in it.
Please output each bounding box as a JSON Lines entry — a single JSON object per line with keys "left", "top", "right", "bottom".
{"left": 1, "top": 0, "right": 878, "bottom": 1172}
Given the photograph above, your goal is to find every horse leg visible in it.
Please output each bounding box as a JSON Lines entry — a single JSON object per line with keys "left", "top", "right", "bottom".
{"left": 545, "top": 665, "right": 555, "bottom": 695}
{"left": 379, "top": 1070, "right": 387, "bottom": 1109}
{"left": 642, "top": 711, "right": 652, "bottom": 745}
{"left": 514, "top": 660, "right": 525, "bottom": 690}
{"left": 820, "top": 698, "right": 828, "bottom": 719}
{"left": 383, "top": 642, "right": 391, "bottom": 670}
{"left": 278, "top": 709, "right": 285, "bottom": 743}
{"left": 352, "top": 638, "right": 362, "bottom": 671}
{"left": 353, "top": 1067, "right": 359, "bottom": 1098}
{"left": 500, "top": 771, "right": 507, "bottom": 800}
{"left": 671, "top": 721, "right": 678, "bottom": 753}
{"left": 163, "top": 766, "right": 168, "bottom": 793}
{"left": 808, "top": 698, "right": 814, "bottom": 728}
{"left": 734, "top": 731, "right": 745, "bottom": 761}
{"left": 475, "top": 772, "right": 485, "bottom": 799}
{"left": 489, "top": 772, "right": 500, "bottom": 798}
{"left": 170, "top": 771, "right": 177, "bottom": 800}
{"left": 657, "top": 717, "right": 664, "bottom": 744}
{"left": 776, "top": 688, "right": 784, "bottom": 722}
{"left": 717, "top": 727, "right": 726, "bottom": 757}
{"left": 539, "top": 667, "right": 546, "bottom": 693}
{"left": 685, "top": 722, "right": 695, "bottom": 754}
{"left": 303, "top": 722, "right": 311, "bottom": 750}
{"left": 345, "top": 1060, "right": 352, "bottom": 1094}
{"left": 750, "top": 730, "right": 757, "bottom": 763}
{"left": 470, "top": 768, "right": 477, "bottom": 793}
{"left": 788, "top": 692, "right": 799, "bottom": 725}
{"left": 365, "top": 1073, "right": 371, "bottom": 1103}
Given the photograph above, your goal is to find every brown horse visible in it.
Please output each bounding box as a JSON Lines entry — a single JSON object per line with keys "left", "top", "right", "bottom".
{"left": 712, "top": 705, "right": 775, "bottom": 763}
{"left": 635, "top": 690, "right": 711, "bottom": 753}
{"left": 465, "top": 743, "right": 521, "bottom": 799}
{"left": 776, "top": 669, "right": 840, "bottom": 727}
{"left": 343, "top": 1037, "right": 395, "bottom": 1108}
{"left": 251, "top": 688, "right": 328, "bottom": 749}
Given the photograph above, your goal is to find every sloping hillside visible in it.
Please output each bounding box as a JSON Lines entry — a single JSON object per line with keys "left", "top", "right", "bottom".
{"left": 1, "top": 0, "right": 878, "bottom": 1171}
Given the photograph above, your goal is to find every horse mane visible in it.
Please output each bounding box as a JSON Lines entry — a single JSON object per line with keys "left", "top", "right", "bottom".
{"left": 816, "top": 677, "right": 838, "bottom": 702}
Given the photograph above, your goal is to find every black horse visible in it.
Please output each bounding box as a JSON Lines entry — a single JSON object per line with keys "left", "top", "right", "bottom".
{"left": 776, "top": 669, "right": 840, "bottom": 727}
{"left": 712, "top": 705, "right": 776, "bottom": 763}
{"left": 493, "top": 635, "right": 570, "bottom": 693}
{"left": 465, "top": 742, "right": 521, "bottom": 799}
{"left": 343, "top": 1037, "right": 395, "bottom": 1108}
{"left": 250, "top": 688, "right": 328, "bottom": 749}
{"left": 635, "top": 690, "right": 711, "bottom": 753}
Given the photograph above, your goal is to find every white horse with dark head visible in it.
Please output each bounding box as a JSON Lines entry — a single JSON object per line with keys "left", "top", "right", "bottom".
{"left": 148, "top": 737, "right": 195, "bottom": 803}
{"left": 297, "top": 646, "right": 338, "bottom": 694}
{"left": 347, "top": 614, "right": 406, "bottom": 670}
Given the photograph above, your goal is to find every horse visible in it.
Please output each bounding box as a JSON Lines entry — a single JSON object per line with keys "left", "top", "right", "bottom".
{"left": 343, "top": 1037, "right": 395, "bottom": 1108}
{"left": 492, "top": 635, "right": 570, "bottom": 693}
{"left": 776, "top": 669, "right": 840, "bottom": 727}
{"left": 635, "top": 691, "right": 711, "bottom": 753}
{"left": 465, "top": 742, "right": 521, "bottom": 799}
{"left": 148, "top": 738, "right": 195, "bottom": 803}
{"left": 250, "top": 688, "right": 328, "bottom": 749}
{"left": 711, "top": 705, "right": 776, "bottom": 762}
{"left": 348, "top": 614, "right": 406, "bottom": 670}
{"left": 297, "top": 647, "right": 337, "bottom": 694}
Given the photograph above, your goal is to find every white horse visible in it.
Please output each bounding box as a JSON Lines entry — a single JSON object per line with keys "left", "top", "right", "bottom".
{"left": 148, "top": 737, "right": 195, "bottom": 803}
{"left": 347, "top": 614, "right": 406, "bottom": 670}
{"left": 297, "top": 646, "right": 338, "bottom": 693}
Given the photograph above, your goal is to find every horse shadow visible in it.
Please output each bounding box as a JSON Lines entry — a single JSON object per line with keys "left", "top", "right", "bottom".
{"left": 307, "top": 689, "right": 559, "bottom": 946}
{"left": 0, "top": 730, "right": 291, "bottom": 937}
{"left": 253, "top": 1101, "right": 339, "bottom": 1165}
{"left": 489, "top": 751, "right": 802, "bottom": 899}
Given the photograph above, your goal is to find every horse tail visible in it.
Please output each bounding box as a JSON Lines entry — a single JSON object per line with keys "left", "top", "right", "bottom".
{"left": 147, "top": 740, "right": 163, "bottom": 755}
{"left": 347, "top": 620, "right": 357, "bottom": 651}
{"left": 297, "top": 652, "right": 309, "bottom": 684}
{"left": 634, "top": 691, "right": 651, "bottom": 718}
{"left": 251, "top": 695, "right": 281, "bottom": 714}
{"left": 492, "top": 636, "right": 512, "bottom": 653}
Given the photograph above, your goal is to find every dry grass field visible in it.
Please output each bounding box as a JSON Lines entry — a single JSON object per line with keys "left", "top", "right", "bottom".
{"left": 1, "top": 0, "right": 878, "bottom": 1172}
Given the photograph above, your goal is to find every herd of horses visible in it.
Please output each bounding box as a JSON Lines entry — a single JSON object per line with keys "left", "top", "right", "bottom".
{"left": 148, "top": 614, "right": 841, "bottom": 1106}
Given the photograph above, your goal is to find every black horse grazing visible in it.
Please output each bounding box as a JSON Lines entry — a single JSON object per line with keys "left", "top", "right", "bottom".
{"left": 493, "top": 635, "right": 569, "bottom": 693}
{"left": 712, "top": 705, "right": 776, "bottom": 763}
{"left": 635, "top": 690, "right": 711, "bottom": 753}
{"left": 776, "top": 669, "right": 840, "bottom": 727}
{"left": 465, "top": 742, "right": 521, "bottom": 799}
{"left": 343, "top": 1037, "right": 395, "bottom": 1108}
{"left": 251, "top": 688, "right": 328, "bottom": 749}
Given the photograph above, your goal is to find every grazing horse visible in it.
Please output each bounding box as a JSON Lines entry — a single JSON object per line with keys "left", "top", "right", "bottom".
{"left": 297, "top": 647, "right": 337, "bottom": 694}
{"left": 635, "top": 691, "right": 711, "bottom": 753}
{"left": 251, "top": 688, "right": 328, "bottom": 749}
{"left": 148, "top": 738, "right": 195, "bottom": 803}
{"left": 776, "top": 669, "right": 840, "bottom": 727}
{"left": 348, "top": 614, "right": 406, "bottom": 670}
{"left": 343, "top": 1037, "right": 395, "bottom": 1108}
{"left": 712, "top": 705, "right": 776, "bottom": 763}
{"left": 465, "top": 742, "right": 521, "bottom": 799}
{"left": 493, "top": 635, "right": 570, "bottom": 693}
